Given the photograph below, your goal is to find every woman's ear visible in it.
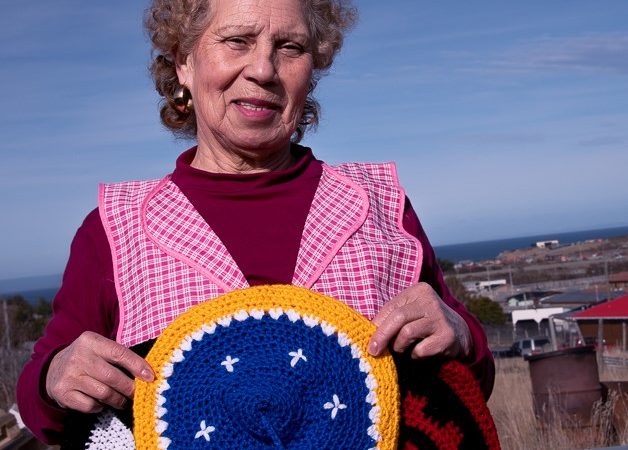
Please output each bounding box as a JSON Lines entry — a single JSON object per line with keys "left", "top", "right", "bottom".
{"left": 175, "top": 51, "right": 194, "bottom": 89}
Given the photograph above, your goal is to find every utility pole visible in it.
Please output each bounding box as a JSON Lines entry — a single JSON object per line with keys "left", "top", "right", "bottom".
{"left": 2, "top": 298, "right": 11, "bottom": 350}
{"left": 605, "top": 258, "right": 611, "bottom": 300}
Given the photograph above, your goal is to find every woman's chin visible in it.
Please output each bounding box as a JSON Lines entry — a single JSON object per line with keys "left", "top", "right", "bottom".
{"left": 220, "top": 131, "right": 293, "bottom": 155}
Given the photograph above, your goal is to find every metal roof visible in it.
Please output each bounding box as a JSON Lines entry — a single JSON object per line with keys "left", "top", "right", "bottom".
{"left": 542, "top": 290, "right": 612, "bottom": 305}
{"left": 573, "top": 295, "right": 628, "bottom": 319}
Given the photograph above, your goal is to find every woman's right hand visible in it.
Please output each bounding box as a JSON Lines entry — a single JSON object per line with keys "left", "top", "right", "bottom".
{"left": 45, "top": 331, "right": 154, "bottom": 413}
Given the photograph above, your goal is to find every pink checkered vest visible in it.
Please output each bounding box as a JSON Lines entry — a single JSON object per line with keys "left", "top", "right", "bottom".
{"left": 100, "top": 163, "right": 422, "bottom": 347}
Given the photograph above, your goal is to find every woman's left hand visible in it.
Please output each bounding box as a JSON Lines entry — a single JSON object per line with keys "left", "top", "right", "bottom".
{"left": 368, "top": 282, "right": 472, "bottom": 359}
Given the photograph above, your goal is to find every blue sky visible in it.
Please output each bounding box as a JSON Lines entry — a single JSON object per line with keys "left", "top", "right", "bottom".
{"left": 2, "top": 1, "right": 628, "bottom": 279}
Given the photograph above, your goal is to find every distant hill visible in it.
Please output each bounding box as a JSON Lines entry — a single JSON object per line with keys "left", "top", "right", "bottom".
{"left": 4, "top": 287, "right": 59, "bottom": 304}
{"left": 0, "top": 274, "right": 61, "bottom": 303}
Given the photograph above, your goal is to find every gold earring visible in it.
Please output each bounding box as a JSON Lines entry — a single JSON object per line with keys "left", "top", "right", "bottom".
{"left": 173, "top": 86, "right": 193, "bottom": 113}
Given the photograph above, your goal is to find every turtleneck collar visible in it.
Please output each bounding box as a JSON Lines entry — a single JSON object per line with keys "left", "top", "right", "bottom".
{"left": 171, "top": 144, "right": 321, "bottom": 195}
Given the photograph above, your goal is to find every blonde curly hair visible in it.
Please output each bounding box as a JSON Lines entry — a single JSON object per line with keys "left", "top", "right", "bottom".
{"left": 145, "top": 0, "right": 357, "bottom": 142}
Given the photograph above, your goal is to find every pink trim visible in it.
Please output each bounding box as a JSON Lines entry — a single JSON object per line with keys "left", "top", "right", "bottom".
{"left": 140, "top": 176, "right": 234, "bottom": 292}
{"left": 302, "top": 164, "right": 370, "bottom": 288}
{"left": 389, "top": 162, "right": 422, "bottom": 284}
{"left": 98, "top": 184, "right": 127, "bottom": 344}
{"left": 388, "top": 161, "right": 401, "bottom": 186}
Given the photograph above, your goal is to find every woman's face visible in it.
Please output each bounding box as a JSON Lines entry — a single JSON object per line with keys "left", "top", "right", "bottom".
{"left": 177, "top": 0, "right": 314, "bottom": 158}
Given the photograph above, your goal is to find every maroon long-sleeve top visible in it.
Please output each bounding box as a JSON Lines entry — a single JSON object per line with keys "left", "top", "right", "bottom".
{"left": 17, "top": 146, "right": 494, "bottom": 444}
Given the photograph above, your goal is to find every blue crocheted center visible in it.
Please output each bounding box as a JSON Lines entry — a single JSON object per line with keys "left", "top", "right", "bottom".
{"left": 161, "top": 314, "right": 375, "bottom": 449}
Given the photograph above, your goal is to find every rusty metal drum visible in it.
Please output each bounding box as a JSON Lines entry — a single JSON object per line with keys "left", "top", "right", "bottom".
{"left": 527, "top": 345, "right": 602, "bottom": 422}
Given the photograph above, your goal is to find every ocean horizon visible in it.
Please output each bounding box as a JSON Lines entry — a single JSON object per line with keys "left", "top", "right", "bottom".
{"left": 434, "top": 225, "right": 628, "bottom": 262}
{"left": 2, "top": 225, "right": 628, "bottom": 303}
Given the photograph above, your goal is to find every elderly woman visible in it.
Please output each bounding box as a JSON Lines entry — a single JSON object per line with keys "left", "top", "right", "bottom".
{"left": 18, "top": 0, "right": 494, "bottom": 446}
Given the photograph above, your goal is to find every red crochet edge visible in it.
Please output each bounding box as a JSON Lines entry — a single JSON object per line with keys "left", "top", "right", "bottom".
{"left": 402, "top": 393, "right": 464, "bottom": 450}
{"left": 438, "top": 361, "right": 501, "bottom": 450}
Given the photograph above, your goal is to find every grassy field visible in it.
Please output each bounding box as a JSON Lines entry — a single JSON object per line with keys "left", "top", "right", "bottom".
{"left": 488, "top": 357, "right": 628, "bottom": 450}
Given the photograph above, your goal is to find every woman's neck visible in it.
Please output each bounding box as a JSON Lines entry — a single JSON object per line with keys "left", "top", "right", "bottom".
{"left": 191, "top": 141, "right": 295, "bottom": 174}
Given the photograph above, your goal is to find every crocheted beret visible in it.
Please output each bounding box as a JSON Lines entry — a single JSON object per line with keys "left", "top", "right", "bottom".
{"left": 133, "top": 285, "right": 400, "bottom": 449}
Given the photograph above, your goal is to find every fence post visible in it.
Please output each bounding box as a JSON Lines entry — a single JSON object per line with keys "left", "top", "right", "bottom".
{"left": 2, "top": 299, "right": 10, "bottom": 350}
{"left": 597, "top": 318, "right": 604, "bottom": 369}
{"left": 623, "top": 321, "right": 626, "bottom": 367}
{"left": 549, "top": 316, "right": 558, "bottom": 351}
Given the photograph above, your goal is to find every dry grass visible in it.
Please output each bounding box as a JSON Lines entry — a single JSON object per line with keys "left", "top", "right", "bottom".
{"left": 488, "top": 358, "right": 628, "bottom": 450}
{"left": 0, "top": 348, "right": 31, "bottom": 410}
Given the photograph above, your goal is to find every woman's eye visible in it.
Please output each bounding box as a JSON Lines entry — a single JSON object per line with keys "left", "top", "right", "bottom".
{"left": 226, "top": 37, "right": 247, "bottom": 47}
{"left": 280, "top": 42, "right": 304, "bottom": 55}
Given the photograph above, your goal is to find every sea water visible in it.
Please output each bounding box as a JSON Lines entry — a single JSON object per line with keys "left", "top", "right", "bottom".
{"left": 434, "top": 225, "right": 628, "bottom": 263}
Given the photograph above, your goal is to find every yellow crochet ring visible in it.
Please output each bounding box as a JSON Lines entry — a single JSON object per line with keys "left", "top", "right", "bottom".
{"left": 134, "top": 285, "right": 400, "bottom": 449}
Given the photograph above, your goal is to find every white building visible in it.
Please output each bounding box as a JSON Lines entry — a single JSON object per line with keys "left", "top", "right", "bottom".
{"left": 535, "top": 240, "right": 559, "bottom": 249}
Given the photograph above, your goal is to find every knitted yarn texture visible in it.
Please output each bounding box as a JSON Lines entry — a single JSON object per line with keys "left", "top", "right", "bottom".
{"left": 133, "top": 285, "right": 400, "bottom": 449}
{"left": 396, "top": 356, "right": 500, "bottom": 450}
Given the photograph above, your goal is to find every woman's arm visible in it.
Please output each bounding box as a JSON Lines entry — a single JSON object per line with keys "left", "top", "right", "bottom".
{"left": 16, "top": 209, "right": 121, "bottom": 443}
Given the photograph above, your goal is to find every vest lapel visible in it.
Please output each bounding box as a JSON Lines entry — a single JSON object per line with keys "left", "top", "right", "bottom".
{"left": 142, "top": 177, "right": 248, "bottom": 291}
{"left": 293, "top": 165, "right": 369, "bottom": 288}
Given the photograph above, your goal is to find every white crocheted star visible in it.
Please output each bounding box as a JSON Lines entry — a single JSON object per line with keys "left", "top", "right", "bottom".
{"left": 194, "top": 420, "right": 215, "bottom": 441}
{"left": 323, "top": 394, "right": 347, "bottom": 420}
{"left": 289, "top": 348, "right": 307, "bottom": 367}
{"left": 221, "top": 355, "right": 239, "bottom": 372}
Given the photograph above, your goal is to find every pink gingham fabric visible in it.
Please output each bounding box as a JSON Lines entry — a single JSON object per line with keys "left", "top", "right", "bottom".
{"left": 100, "top": 163, "right": 422, "bottom": 347}
{"left": 307, "top": 164, "right": 422, "bottom": 318}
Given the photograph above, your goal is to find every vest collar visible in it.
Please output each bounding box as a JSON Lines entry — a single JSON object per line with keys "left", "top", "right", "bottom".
{"left": 292, "top": 164, "right": 369, "bottom": 288}
{"left": 142, "top": 176, "right": 249, "bottom": 291}
{"left": 142, "top": 165, "right": 369, "bottom": 290}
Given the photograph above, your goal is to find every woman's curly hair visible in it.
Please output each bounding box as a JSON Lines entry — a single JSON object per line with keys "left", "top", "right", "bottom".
{"left": 145, "top": 0, "right": 357, "bottom": 142}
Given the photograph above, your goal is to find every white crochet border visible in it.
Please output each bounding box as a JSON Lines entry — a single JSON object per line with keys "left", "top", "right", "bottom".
{"left": 86, "top": 409, "right": 135, "bottom": 450}
{"left": 154, "top": 307, "right": 383, "bottom": 450}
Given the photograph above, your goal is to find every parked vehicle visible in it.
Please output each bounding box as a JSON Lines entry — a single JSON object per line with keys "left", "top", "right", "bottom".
{"left": 491, "top": 336, "right": 552, "bottom": 359}
{"left": 511, "top": 337, "right": 551, "bottom": 357}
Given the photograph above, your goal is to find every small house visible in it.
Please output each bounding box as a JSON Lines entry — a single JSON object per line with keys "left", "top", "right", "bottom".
{"left": 573, "top": 295, "right": 628, "bottom": 350}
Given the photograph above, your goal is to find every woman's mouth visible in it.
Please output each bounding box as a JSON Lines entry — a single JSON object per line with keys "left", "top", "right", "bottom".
{"left": 236, "top": 101, "right": 273, "bottom": 111}
{"left": 235, "top": 98, "right": 279, "bottom": 109}
{"left": 233, "top": 98, "right": 281, "bottom": 120}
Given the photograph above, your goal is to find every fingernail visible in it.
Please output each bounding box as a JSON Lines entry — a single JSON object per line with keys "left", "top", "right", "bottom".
{"left": 369, "top": 341, "right": 379, "bottom": 356}
{"left": 141, "top": 368, "right": 154, "bottom": 382}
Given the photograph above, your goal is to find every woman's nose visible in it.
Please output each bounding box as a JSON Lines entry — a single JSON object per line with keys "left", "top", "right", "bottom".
{"left": 243, "top": 44, "right": 278, "bottom": 85}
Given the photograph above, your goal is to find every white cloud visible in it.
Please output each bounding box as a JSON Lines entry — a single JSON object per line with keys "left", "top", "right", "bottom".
{"left": 474, "top": 33, "right": 628, "bottom": 75}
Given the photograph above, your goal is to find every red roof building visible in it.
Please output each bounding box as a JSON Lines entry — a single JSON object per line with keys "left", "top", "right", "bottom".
{"left": 574, "top": 295, "right": 628, "bottom": 319}
{"left": 573, "top": 296, "right": 628, "bottom": 349}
